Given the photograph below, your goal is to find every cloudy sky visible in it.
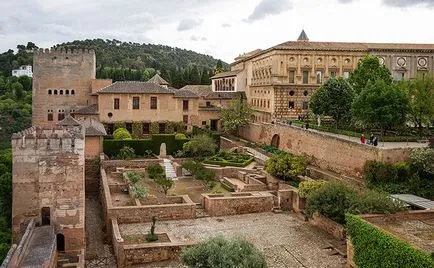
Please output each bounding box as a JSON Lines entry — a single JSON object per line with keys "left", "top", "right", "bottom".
{"left": 0, "top": 0, "right": 433, "bottom": 63}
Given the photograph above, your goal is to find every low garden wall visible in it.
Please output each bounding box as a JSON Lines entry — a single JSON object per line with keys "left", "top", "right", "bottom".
{"left": 309, "top": 213, "right": 346, "bottom": 240}
{"left": 201, "top": 192, "right": 274, "bottom": 216}
{"left": 100, "top": 167, "right": 196, "bottom": 235}
{"left": 112, "top": 219, "right": 195, "bottom": 267}
{"left": 102, "top": 158, "right": 163, "bottom": 170}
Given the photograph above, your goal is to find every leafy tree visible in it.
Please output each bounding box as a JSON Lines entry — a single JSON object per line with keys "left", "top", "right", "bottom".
{"left": 113, "top": 128, "right": 132, "bottom": 140}
{"left": 154, "top": 174, "right": 174, "bottom": 195}
{"left": 309, "top": 77, "right": 354, "bottom": 128}
{"left": 215, "top": 59, "right": 224, "bottom": 74}
{"left": 11, "top": 82, "right": 24, "bottom": 100}
{"left": 181, "top": 235, "right": 267, "bottom": 268}
{"left": 131, "top": 184, "right": 148, "bottom": 199}
{"left": 348, "top": 55, "right": 392, "bottom": 93}
{"left": 409, "top": 148, "right": 434, "bottom": 175}
{"left": 117, "top": 146, "right": 135, "bottom": 160}
{"left": 264, "top": 153, "right": 307, "bottom": 181}
{"left": 26, "top": 42, "right": 37, "bottom": 50}
{"left": 183, "top": 134, "right": 217, "bottom": 157}
{"left": 400, "top": 75, "right": 434, "bottom": 133}
{"left": 351, "top": 79, "right": 409, "bottom": 135}
{"left": 220, "top": 96, "right": 253, "bottom": 135}
{"left": 147, "top": 164, "right": 164, "bottom": 180}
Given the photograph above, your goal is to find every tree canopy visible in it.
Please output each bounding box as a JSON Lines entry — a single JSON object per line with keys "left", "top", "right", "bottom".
{"left": 351, "top": 79, "right": 409, "bottom": 134}
{"left": 348, "top": 56, "right": 392, "bottom": 93}
{"left": 220, "top": 96, "right": 253, "bottom": 135}
{"left": 309, "top": 77, "right": 354, "bottom": 127}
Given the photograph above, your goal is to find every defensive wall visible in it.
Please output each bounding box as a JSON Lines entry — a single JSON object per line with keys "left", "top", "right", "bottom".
{"left": 239, "top": 122, "right": 414, "bottom": 178}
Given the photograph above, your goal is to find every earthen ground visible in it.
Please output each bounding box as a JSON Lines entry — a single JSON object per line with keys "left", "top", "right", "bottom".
{"left": 121, "top": 212, "right": 347, "bottom": 268}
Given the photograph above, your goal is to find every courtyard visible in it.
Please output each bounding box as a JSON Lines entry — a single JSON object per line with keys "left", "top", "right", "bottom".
{"left": 119, "top": 212, "right": 347, "bottom": 268}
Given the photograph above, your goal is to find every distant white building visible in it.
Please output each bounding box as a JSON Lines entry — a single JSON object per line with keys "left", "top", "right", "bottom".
{"left": 12, "top": 65, "right": 33, "bottom": 78}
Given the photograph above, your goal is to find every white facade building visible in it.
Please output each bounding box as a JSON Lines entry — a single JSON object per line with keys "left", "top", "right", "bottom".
{"left": 12, "top": 65, "right": 33, "bottom": 78}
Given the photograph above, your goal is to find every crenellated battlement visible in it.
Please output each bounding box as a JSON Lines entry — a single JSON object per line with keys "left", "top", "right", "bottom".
{"left": 34, "top": 47, "right": 95, "bottom": 56}
{"left": 12, "top": 125, "right": 85, "bottom": 151}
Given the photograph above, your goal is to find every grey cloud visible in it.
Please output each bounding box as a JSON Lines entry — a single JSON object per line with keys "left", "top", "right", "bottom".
{"left": 382, "top": 0, "right": 434, "bottom": 7}
{"left": 245, "top": 0, "right": 292, "bottom": 23}
{"left": 177, "top": 18, "right": 203, "bottom": 31}
{"left": 189, "top": 36, "right": 207, "bottom": 41}
{"left": 222, "top": 23, "right": 231, "bottom": 28}
{"left": 337, "top": 0, "right": 355, "bottom": 3}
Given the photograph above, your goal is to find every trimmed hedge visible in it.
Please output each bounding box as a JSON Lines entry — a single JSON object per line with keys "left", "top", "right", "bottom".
{"left": 192, "top": 126, "right": 220, "bottom": 149}
{"left": 346, "top": 214, "right": 434, "bottom": 268}
{"left": 204, "top": 152, "right": 254, "bottom": 167}
{"left": 104, "top": 134, "right": 189, "bottom": 157}
{"left": 220, "top": 182, "right": 235, "bottom": 192}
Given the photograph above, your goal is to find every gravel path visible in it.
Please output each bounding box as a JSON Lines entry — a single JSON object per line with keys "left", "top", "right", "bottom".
{"left": 121, "top": 212, "right": 347, "bottom": 268}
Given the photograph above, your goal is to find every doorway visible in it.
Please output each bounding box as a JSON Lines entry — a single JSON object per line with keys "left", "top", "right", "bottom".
{"left": 210, "top": 120, "right": 218, "bottom": 131}
{"left": 271, "top": 134, "right": 280, "bottom": 148}
{"left": 57, "top": 234, "right": 65, "bottom": 252}
{"left": 41, "top": 207, "right": 50, "bottom": 226}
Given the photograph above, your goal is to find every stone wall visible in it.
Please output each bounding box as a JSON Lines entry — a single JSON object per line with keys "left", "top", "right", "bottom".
{"left": 100, "top": 168, "right": 196, "bottom": 233}
{"left": 239, "top": 123, "right": 413, "bottom": 178}
{"left": 85, "top": 136, "right": 102, "bottom": 159}
{"left": 309, "top": 213, "right": 346, "bottom": 240}
{"left": 102, "top": 158, "right": 163, "bottom": 171}
{"left": 111, "top": 219, "right": 195, "bottom": 267}
{"left": 202, "top": 192, "right": 274, "bottom": 216}
{"left": 12, "top": 126, "right": 85, "bottom": 253}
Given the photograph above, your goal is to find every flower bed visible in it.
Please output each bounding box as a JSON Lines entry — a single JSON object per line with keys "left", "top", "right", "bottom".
{"left": 203, "top": 152, "right": 254, "bottom": 167}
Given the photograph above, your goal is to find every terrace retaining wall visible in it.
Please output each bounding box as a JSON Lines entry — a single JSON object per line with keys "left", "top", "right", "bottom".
{"left": 202, "top": 192, "right": 274, "bottom": 216}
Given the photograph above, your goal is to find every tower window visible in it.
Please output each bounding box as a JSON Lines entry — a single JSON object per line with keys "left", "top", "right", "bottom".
{"left": 71, "top": 90, "right": 75, "bottom": 95}
{"left": 60, "top": 90, "right": 63, "bottom": 95}
{"left": 48, "top": 90, "right": 52, "bottom": 95}
{"left": 66, "top": 89, "right": 69, "bottom": 95}
{"left": 54, "top": 90, "right": 58, "bottom": 95}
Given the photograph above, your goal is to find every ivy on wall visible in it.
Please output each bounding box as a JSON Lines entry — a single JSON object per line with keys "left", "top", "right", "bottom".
{"left": 345, "top": 214, "right": 434, "bottom": 268}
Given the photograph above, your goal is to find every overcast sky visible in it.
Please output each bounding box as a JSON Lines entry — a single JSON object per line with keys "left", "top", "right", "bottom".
{"left": 0, "top": 0, "right": 433, "bottom": 63}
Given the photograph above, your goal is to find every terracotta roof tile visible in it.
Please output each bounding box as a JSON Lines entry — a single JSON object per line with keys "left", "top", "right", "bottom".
{"left": 97, "top": 81, "right": 173, "bottom": 94}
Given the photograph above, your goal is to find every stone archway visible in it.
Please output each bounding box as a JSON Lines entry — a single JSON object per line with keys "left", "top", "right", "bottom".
{"left": 271, "top": 134, "right": 280, "bottom": 148}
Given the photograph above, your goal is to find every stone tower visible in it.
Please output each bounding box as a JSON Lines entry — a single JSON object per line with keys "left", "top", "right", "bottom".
{"left": 32, "top": 48, "right": 96, "bottom": 127}
{"left": 11, "top": 125, "right": 85, "bottom": 253}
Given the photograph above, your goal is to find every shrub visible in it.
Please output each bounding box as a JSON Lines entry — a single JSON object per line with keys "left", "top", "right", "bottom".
{"left": 298, "top": 180, "right": 328, "bottom": 198}
{"left": 265, "top": 153, "right": 307, "bottom": 181}
{"left": 307, "top": 182, "right": 406, "bottom": 225}
{"left": 131, "top": 185, "right": 148, "bottom": 199}
{"left": 154, "top": 174, "right": 174, "bottom": 195}
{"left": 181, "top": 161, "right": 204, "bottom": 175}
{"left": 183, "top": 134, "right": 218, "bottom": 157}
{"left": 175, "top": 133, "right": 187, "bottom": 140}
{"left": 409, "top": 148, "right": 434, "bottom": 175}
{"left": 147, "top": 164, "right": 164, "bottom": 179}
{"left": 117, "top": 146, "right": 135, "bottom": 160}
{"left": 180, "top": 236, "right": 267, "bottom": 268}
{"left": 195, "top": 168, "right": 215, "bottom": 183}
{"left": 346, "top": 214, "right": 434, "bottom": 268}
{"left": 363, "top": 160, "right": 398, "bottom": 183}
{"left": 113, "top": 128, "right": 132, "bottom": 140}
{"left": 126, "top": 171, "right": 144, "bottom": 185}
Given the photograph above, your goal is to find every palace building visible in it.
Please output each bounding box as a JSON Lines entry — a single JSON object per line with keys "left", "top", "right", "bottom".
{"left": 214, "top": 30, "right": 434, "bottom": 122}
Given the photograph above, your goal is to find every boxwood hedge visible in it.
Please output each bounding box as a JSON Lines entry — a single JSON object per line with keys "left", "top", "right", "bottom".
{"left": 104, "top": 134, "right": 188, "bottom": 157}
{"left": 346, "top": 214, "right": 434, "bottom": 268}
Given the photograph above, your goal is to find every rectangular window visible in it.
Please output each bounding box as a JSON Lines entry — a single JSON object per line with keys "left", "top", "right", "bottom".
{"left": 302, "top": 71, "right": 309, "bottom": 84}
{"left": 114, "top": 98, "right": 120, "bottom": 110}
{"left": 395, "top": 72, "right": 405, "bottom": 81}
{"left": 142, "top": 123, "right": 150, "bottom": 135}
{"left": 150, "top": 97, "right": 157, "bottom": 109}
{"left": 159, "top": 123, "right": 166, "bottom": 133}
{"left": 206, "top": 101, "right": 211, "bottom": 107}
{"left": 126, "top": 123, "right": 133, "bottom": 134}
{"left": 183, "top": 115, "right": 189, "bottom": 124}
{"left": 330, "top": 71, "right": 336, "bottom": 77}
{"left": 343, "top": 71, "right": 350, "bottom": 79}
{"left": 288, "top": 70, "right": 295, "bottom": 83}
{"left": 183, "top": 100, "right": 189, "bottom": 111}
{"left": 202, "top": 121, "right": 207, "bottom": 125}
{"left": 303, "top": 102, "right": 309, "bottom": 110}
{"left": 288, "top": 101, "right": 295, "bottom": 109}
{"left": 47, "top": 111, "right": 53, "bottom": 121}
{"left": 316, "top": 71, "right": 323, "bottom": 84}
{"left": 132, "top": 97, "right": 140, "bottom": 109}
{"left": 58, "top": 111, "right": 65, "bottom": 121}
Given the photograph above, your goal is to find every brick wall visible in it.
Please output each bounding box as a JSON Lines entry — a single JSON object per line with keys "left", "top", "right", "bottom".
{"left": 85, "top": 136, "right": 102, "bottom": 159}
{"left": 102, "top": 159, "right": 163, "bottom": 171}
{"left": 240, "top": 123, "right": 413, "bottom": 178}
{"left": 202, "top": 192, "right": 274, "bottom": 216}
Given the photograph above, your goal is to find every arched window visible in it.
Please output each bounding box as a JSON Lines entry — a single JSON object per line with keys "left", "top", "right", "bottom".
{"left": 54, "top": 90, "right": 58, "bottom": 95}
{"left": 60, "top": 90, "right": 63, "bottom": 95}
{"left": 48, "top": 90, "right": 52, "bottom": 95}
{"left": 66, "top": 90, "right": 69, "bottom": 95}
{"left": 71, "top": 90, "right": 75, "bottom": 95}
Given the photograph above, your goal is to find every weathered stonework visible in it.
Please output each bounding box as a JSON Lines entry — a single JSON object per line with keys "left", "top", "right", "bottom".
{"left": 11, "top": 126, "right": 85, "bottom": 253}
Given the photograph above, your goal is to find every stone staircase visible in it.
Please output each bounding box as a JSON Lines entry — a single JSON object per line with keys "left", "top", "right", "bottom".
{"left": 163, "top": 158, "right": 177, "bottom": 181}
